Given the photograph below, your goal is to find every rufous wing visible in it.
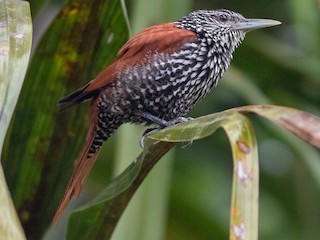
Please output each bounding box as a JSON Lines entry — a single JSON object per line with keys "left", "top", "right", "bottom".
{"left": 84, "top": 22, "right": 197, "bottom": 93}
{"left": 59, "top": 23, "right": 197, "bottom": 109}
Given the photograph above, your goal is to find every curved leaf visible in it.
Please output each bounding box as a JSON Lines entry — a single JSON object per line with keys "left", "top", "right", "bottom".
{"left": 222, "top": 114, "right": 258, "bottom": 240}
{"left": 150, "top": 110, "right": 259, "bottom": 240}
{"left": 149, "top": 110, "right": 243, "bottom": 142}
{"left": 0, "top": 0, "right": 32, "bottom": 239}
{"left": 237, "top": 105, "right": 320, "bottom": 149}
{"left": 149, "top": 104, "right": 320, "bottom": 239}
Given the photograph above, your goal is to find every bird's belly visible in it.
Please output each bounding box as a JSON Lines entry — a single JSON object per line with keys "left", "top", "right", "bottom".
{"left": 114, "top": 71, "right": 214, "bottom": 125}
{"left": 101, "top": 50, "right": 221, "bottom": 125}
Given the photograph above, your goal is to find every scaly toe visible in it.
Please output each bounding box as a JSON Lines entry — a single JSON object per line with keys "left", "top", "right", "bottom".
{"left": 140, "top": 128, "right": 161, "bottom": 148}
{"left": 180, "top": 140, "right": 193, "bottom": 149}
{"left": 167, "top": 116, "right": 194, "bottom": 126}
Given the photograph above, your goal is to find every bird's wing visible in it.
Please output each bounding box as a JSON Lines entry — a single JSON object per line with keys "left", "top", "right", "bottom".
{"left": 83, "top": 22, "right": 197, "bottom": 92}
{"left": 59, "top": 23, "right": 196, "bottom": 110}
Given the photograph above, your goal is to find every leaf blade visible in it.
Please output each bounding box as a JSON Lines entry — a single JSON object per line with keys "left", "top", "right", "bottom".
{"left": 237, "top": 105, "right": 320, "bottom": 149}
{"left": 0, "top": 0, "right": 32, "bottom": 239}
{"left": 221, "top": 114, "right": 259, "bottom": 240}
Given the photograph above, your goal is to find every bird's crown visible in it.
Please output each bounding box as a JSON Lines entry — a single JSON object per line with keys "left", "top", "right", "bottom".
{"left": 177, "top": 9, "right": 247, "bottom": 36}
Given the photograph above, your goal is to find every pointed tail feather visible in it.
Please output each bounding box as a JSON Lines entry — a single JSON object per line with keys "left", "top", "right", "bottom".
{"left": 53, "top": 100, "right": 100, "bottom": 223}
{"left": 53, "top": 132, "right": 100, "bottom": 223}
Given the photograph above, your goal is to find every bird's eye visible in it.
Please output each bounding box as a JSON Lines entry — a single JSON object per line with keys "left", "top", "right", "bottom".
{"left": 219, "top": 14, "right": 228, "bottom": 22}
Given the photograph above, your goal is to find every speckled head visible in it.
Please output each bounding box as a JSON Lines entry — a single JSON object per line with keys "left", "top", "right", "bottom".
{"left": 177, "top": 9, "right": 281, "bottom": 52}
{"left": 178, "top": 9, "right": 281, "bottom": 35}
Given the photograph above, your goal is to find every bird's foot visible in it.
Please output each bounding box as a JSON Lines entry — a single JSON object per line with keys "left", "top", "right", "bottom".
{"left": 163, "top": 116, "right": 194, "bottom": 148}
{"left": 166, "top": 116, "right": 194, "bottom": 126}
{"left": 139, "top": 111, "right": 193, "bottom": 127}
{"left": 139, "top": 112, "right": 194, "bottom": 148}
{"left": 138, "top": 112, "right": 169, "bottom": 127}
{"left": 140, "top": 127, "right": 193, "bottom": 149}
{"left": 140, "top": 127, "right": 161, "bottom": 148}
{"left": 171, "top": 117, "right": 193, "bottom": 149}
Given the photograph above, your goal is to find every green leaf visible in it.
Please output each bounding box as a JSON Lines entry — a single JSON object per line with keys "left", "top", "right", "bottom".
{"left": 0, "top": 0, "right": 32, "bottom": 150}
{"left": 0, "top": 0, "right": 32, "bottom": 239}
{"left": 150, "top": 105, "right": 320, "bottom": 151}
{"left": 237, "top": 105, "right": 320, "bottom": 189}
{"left": 150, "top": 110, "right": 259, "bottom": 240}
{"left": 149, "top": 110, "right": 243, "bottom": 142}
{"left": 2, "top": 0, "right": 129, "bottom": 238}
{"left": 222, "top": 114, "right": 258, "bottom": 240}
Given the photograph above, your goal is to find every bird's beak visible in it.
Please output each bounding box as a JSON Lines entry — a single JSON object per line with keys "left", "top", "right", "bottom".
{"left": 233, "top": 19, "right": 281, "bottom": 32}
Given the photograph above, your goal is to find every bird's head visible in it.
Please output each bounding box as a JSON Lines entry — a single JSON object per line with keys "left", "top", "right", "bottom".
{"left": 177, "top": 9, "right": 280, "bottom": 52}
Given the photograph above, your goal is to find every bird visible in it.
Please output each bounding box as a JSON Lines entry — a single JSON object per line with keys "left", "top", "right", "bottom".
{"left": 53, "top": 9, "right": 280, "bottom": 222}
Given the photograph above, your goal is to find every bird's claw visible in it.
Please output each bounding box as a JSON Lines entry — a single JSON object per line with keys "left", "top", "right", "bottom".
{"left": 140, "top": 128, "right": 160, "bottom": 149}
{"left": 139, "top": 116, "right": 194, "bottom": 149}
{"left": 180, "top": 140, "right": 193, "bottom": 149}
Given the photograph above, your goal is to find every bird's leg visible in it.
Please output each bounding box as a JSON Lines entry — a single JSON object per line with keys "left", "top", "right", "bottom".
{"left": 139, "top": 112, "right": 194, "bottom": 148}
{"left": 139, "top": 111, "right": 193, "bottom": 127}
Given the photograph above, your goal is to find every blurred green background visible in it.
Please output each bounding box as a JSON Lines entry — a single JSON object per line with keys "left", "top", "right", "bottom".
{"left": 3, "top": 0, "right": 320, "bottom": 239}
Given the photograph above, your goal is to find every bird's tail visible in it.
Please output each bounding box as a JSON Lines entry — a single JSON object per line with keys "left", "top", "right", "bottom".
{"left": 58, "top": 82, "right": 100, "bottom": 112}
{"left": 53, "top": 102, "right": 100, "bottom": 223}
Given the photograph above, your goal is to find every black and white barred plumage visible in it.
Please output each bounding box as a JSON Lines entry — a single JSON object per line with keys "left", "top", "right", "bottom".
{"left": 89, "top": 10, "right": 248, "bottom": 154}
{"left": 55, "top": 9, "right": 280, "bottom": 220}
